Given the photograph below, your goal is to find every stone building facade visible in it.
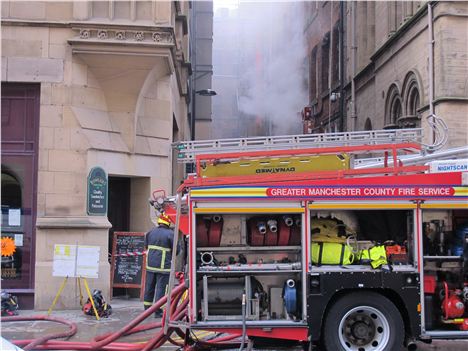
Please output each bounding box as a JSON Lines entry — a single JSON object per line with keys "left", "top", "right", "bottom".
{"left": 190, "top": 1, "right": 214, "bottom": 141}
{"left": 303, "top": 1, "right": 468, "bottom": 149}
{"left": 1, "top": 1, "right": 191, "bottom": 309}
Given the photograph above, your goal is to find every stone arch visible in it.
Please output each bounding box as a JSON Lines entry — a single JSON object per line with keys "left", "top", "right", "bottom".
{"left": 384, "top": 83, "right": 402, "bottom": 128}
{"left": 400, "top": 70, "right": 422, "bottom": 128}
{"left": 402, "top": 70, "right": 424, "bottom": 110}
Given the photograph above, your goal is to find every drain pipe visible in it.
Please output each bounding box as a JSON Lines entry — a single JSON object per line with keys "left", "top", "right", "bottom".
{"left": 339, "top": 1, "right": 345, "bottom": 131}
{"left": 428, "top": 2, "right": 435, "bottom": 145}
{"left": 425, "top": 2, "right": 448, "bottom": 151}
{"left": 328, "top": 2, "right": 333, "bottom": 132}
{"left": 350, "top": 1, "right": 357, "bottom": 131}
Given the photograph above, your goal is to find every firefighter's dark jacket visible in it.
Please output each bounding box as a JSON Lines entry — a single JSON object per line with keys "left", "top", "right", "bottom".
{"left": 145, "top": 224, "right": 175, "bottom": 273}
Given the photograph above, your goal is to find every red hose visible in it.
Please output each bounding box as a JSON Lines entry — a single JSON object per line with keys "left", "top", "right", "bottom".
{"left": 3, "top": 279, "right": 244, "bottom": 350}
{"left": 90, "top": 282, "right": 186, "bottom": 350}
{"left": 93, "top": 285, "right": 187, "bottom": 343}
{"left": 141, "top": 308, "right": 187, "bottom": 351}
{"left": 1, "top": 315, "right": 77, "bottom": 350}
{"left": 4, "top": 282, "right": 186, "bottom": 351}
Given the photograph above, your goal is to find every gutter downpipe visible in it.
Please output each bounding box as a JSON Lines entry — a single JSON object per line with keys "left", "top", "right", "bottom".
{"left": 328, "top": 2, "right": 333, "bottom": 132}
{"left": 351, "top": 1, "right": 357, "bottom": 131}
{"left": 339, "top": 1, "right": 345, "bottom": 132}
{"left": 425, "top": 2, "right": 448, "bottom": 151}
{"left": 428, "top": 2, "right": 435, "bottom": 146}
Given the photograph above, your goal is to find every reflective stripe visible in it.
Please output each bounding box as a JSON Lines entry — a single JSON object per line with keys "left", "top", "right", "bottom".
{"left": 143, "top": 301, "right": 153, "bottom": 306}
{"left": 146, "top": 266, "right": 170, "bottom": 272}
{"left": 148, "top": 245, "right": 170, "bottom": 251}
{"left": 147, "top": 245, "right": 170, "bottom": 271}
{"left": 161, "top": 250, "right": 166, "bottom": 269}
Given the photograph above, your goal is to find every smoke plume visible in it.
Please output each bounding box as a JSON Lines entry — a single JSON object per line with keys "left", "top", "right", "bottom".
{"left": 235, "top": 1, "right": 307, "bottom": 135}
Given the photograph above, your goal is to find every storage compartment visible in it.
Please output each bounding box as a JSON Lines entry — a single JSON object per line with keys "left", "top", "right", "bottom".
{"left": 422, "top": 209, "right": 468, "bottom": 332}
{"left": 193, "top": 211, "right": 305, "bottom": 324}
{"left": 198, "top": 273, "right": 302, "bottom": 321}
{"left": 309, "top": 209, "right": 414, "bottom": 268}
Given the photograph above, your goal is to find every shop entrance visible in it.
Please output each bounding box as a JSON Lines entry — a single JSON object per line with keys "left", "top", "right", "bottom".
{"left": 107, "top": 177, "right": 132, "bottom": 297}
{"left": 1, "top": 83, "right": 40, "bottom": 308}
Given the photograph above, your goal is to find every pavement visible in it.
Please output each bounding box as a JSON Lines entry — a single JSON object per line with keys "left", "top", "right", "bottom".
{"left": 2, "top": 297, "right": 468, "bottom": 350}
{"left": 1, "top": 297, "right": 179, "bottom": 350}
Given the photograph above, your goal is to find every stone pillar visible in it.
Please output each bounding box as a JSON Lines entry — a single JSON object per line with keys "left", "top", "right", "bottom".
{"left": 357, "top": 1, "right": 367, "bottom": 70}
{"left": 366, "top": 1, "right": 375, "bottom": 58}
{"left": 387, "top": 1, "right": 396, "bottom": 37}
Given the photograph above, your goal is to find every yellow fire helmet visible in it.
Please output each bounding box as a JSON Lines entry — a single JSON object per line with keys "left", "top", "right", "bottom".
{"left": 157, "top": 212, "right": 171, "bottom": 226}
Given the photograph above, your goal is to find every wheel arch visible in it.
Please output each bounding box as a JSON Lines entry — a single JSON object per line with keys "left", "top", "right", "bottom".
{"left": 320, "top": 288, "right": 413, "bottom": 340}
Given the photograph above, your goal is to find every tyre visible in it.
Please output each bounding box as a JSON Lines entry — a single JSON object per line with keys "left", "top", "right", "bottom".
{"left": 322, "top": 291, "right": 404, "bottom": 351}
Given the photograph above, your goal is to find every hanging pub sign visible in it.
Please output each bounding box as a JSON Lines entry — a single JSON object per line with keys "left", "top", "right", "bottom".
{"left": 87, "top": 167, "right": 108, "bottom": 216}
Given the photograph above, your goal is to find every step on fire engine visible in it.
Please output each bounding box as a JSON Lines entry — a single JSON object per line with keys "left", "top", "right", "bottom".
{"left": 154, "top": 127, "right": 468, "bottom": 351}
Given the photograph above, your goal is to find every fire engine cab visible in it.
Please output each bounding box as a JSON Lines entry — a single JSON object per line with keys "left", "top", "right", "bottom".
{"left": 155, "top": 128, "right": 468, "bottom": 351}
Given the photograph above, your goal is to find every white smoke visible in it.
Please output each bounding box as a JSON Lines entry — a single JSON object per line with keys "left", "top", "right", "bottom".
{"left": 236, "top": 1, "right": 307, "bottom": 135}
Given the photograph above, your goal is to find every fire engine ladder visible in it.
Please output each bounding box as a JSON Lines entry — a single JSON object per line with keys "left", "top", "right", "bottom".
{"left": 174, "top": 128, "right": 424, "bottom": 163}
{"left": 174, "top": 128, "right": 429, "bottom": 188}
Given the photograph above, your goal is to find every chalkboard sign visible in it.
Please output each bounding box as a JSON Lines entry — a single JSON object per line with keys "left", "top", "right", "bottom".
{"left": 87, "top": 167, "right": 108, "bottom": 216}
{"left": 110, "top": 232, "right": 146, "bottom": 299}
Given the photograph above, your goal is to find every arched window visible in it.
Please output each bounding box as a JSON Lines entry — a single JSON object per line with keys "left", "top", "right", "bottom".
{"left": 385, "top": 84, "right": 402, "bottom": 128}
{"left": 390, "top": 97, "right": 402, "bottom": 123}
{"left": 364, "top": 118, "right": 372, "bottom": 131}
{"left": 407, "top": 85, "right": 420, "bottom": 116}
{"left": 401, "top": 71, "right": 422, "bottom": 128}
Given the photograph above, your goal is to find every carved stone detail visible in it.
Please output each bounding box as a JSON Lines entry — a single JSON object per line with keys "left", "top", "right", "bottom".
{"left": 115, "top": 31, "right": 126, "bottom": 40}
{"left": 79, "top": 29, "right": 90, "bottom": 39}
{"left": 152, "top": 32, "right": 162, "bottom": 42}
{"left": 152, "top": 32, "right": 172, "bottom": 43}
{"left": 135, "top": 31, "right": 144, "bottom": 41}
{"left": 72, "top": 26, "right": 174, "bottom": 46}
{"left": 97, "top": 30, "right": 108, "bottom": 40}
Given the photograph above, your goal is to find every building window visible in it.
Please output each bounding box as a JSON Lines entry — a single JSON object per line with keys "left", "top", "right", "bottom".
{"left": 385, "top": 84, "right": 402, "bottom": 128}
{"left": 390, "top": 97, "right": 402, "bottom": 126}
{"left": 321, "top": 32, "right": 330, "bottom": 93}
{"left": 406, "top": 85, "right": 420, "bottom": 117}
{"left": 1, "top": 171, "right": 23, "bottom": 281}
{"left": 401, "top": 71, "right": 421, "bottom": 128}
{"left": 364, "top": 118, "right": 372, "bottom": 131}
{"left": 309, "top": 46, "right": 318, "bottom": 101}
{"left": 332, "top": 23, "right": 340, "bottom": 86}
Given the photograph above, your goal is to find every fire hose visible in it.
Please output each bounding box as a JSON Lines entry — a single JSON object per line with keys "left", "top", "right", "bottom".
{"left": 2, "top": 279, "right": 241, "bottom": 350}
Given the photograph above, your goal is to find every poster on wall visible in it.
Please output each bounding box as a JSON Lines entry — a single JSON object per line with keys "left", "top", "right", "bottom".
{"left": 87, "top": 167, "right": 108, "bottom": 216}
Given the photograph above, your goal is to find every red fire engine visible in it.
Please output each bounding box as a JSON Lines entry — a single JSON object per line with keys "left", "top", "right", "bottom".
{"left": 154, "top": 128, "right": 468, "bottom": 350}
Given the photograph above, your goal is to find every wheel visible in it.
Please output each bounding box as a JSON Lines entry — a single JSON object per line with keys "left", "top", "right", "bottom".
{"left": 323, "top": 292, "right": 404, "bottom": 351}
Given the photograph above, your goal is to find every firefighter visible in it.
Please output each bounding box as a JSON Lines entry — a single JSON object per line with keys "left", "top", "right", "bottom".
{"left": 143, "top": 212, "right": 174, "bottom": 317}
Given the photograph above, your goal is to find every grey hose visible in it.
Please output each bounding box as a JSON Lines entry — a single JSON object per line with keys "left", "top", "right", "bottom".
{"left": 239, "top": 293, "right": 247, "bottom": 351}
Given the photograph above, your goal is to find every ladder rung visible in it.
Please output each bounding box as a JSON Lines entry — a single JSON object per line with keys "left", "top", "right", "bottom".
{"left": 174, "top": 128, "right": 424, "bottom": 163}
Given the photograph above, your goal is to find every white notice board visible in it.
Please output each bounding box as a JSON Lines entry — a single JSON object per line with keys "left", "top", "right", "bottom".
{"left": 53, "top": 245, "right": 77, "bottom": 277}
{"left": 76, "top": 246, "right": 100, "bottom": 278}
{"left": 53, "top": 244, "right": 100, "bottom": 278}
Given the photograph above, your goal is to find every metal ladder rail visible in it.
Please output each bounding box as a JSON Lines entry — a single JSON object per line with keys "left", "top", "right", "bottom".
{"left": 354, "top": 145, "right": 468, "bottom": 169}
{"left": 175, "top": 128, "right": 423, "bottom": 163}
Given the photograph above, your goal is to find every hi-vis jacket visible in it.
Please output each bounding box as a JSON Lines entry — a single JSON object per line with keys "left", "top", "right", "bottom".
{"left": 145, "top": 225, "right": 174, "bottom": 273}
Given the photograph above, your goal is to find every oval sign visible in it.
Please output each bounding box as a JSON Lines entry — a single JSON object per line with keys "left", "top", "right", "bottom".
{"left": 87, "top": 167, "right": 108, "bottom": 216}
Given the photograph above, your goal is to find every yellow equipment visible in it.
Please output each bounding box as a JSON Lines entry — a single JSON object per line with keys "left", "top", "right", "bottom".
{"left": 200, "top": 154, "right": 349, "bottom": 178}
